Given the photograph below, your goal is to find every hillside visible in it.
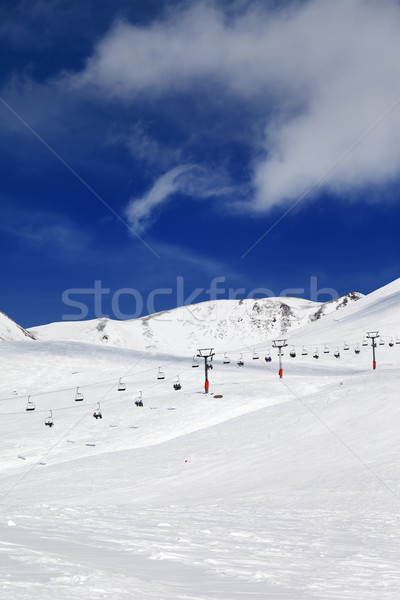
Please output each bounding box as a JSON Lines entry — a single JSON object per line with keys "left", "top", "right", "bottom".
{"left": 0, "top": 310, "right": 35, "bottom": 342}
{"left": 29, "top": 292, "right": 362, "bottom": 352}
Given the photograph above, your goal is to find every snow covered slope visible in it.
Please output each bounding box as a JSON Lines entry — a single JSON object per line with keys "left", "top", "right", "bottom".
{"left": 286, "top": 278, "right": 400, "bottom": 349}
{"left": 2, "top": 279, "right": 400, "bottom": 599}
{"left": 29, "top": 293, "right": 362, "bottom": 352}
{"left": 0, "top": 310, "right": 35, "bottom": 341}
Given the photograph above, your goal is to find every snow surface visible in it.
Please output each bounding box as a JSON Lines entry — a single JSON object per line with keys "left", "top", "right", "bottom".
{"left": 0, "top": 310, "right": 35, "bottom": 342}
{"left": 1, "top": 279, "right": 400, "bottom": 599}
{"left": 29, "top": 294, "right": 362, "bottom": 353}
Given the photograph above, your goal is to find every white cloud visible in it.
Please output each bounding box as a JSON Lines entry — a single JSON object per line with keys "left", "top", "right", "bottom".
{"left": 126, "top": 165, "right": 193, "bottom": 231}
{"left": 71, "top": 0, "right": 400, "bottom": 212}
{"left": 126, "top": 164, "right": 233, "bottom": 231}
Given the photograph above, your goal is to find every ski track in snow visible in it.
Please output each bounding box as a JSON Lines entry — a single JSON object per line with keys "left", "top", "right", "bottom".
{"left": 2, "top": 504, "right": 400, "bottom": 599}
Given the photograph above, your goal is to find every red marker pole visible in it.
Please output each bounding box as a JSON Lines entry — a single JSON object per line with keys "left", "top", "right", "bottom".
{"left": 278, "top": 349, "right": 283, "bottom": 378}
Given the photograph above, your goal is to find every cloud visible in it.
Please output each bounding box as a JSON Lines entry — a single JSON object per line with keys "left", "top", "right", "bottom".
{"left": 0, "top": 202, "right": 92, "bottom": 258}
{"left": 126, "top": 164, "right": 233, "bottom": 231}
{"left": 69, "top": 0, "right": 400, "bottom": 212}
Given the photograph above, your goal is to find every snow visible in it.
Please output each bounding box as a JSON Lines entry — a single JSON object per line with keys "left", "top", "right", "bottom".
{"left": 1, "top": 279, "right": 400, "bottom": 598}
{"left": 28, "top": 294, "right": 362, "bottom": 353}
{"left": 0, "top": 310, "right": 35, "bottom": 342}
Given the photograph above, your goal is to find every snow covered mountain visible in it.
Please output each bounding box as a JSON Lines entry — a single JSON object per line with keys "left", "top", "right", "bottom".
{"left": 0, "top": 310, "right": 35, "bottom": 342}
{"left": 287, "top": 277, "right": 400, "bottom": 348}
{"left": 29, "top": 292, "right": 362, "bottom": 352}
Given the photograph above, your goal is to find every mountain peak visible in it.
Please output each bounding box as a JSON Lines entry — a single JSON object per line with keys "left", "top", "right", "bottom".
{"left": 0, "top": 310, "right": 36, "bottom": 342}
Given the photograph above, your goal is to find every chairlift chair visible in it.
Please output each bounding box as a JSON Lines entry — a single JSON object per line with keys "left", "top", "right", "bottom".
{"left": 334, "top": 348, "right": 340, "bottom": 358}
{"left": 265, "top": 350, "right": 272, "bottom": 363}
{"left": 44, "top": 410, "right": 54, "bottom": 427}
{"left": 237, "top": 354, "right": 244, "bottom": 367}
{"left": 289, "top": 346, "right": 296, "bottom": 358}
{"left": 75, "top": 387, "right": 84, "bottom": 401}
{"left": 313, "top": 348, "right": 319, "bottom": 359}
{"left": 362, "top": 338, "right": 368, "bottom": 346}
{"left": 173, "top": 376, "right": 182, "bottom": 391}
{"left": 118, "top": 378, "right": 126, "bottom": 392}
{"left": 324, "top": 345, "right": 330, "bottom": 354}
{"left": 135, "top": 391, "right": 143, "bottom": 407}
{"left": 93, "top": 403, "right": 102, "bottom": 419}
{"left": 301, "top": 346, "right": 308, "bottom": 356}
{"left": 343, "top": 341, "right": 349, "bottom": 351}
{"left": 223, "top": 353, "right": 230, "bottom": 364}
{"left": 396, "top": 337, "right": 400, "bottom": 345}
{"left": 252, "top": 348, "right": 259, "bottom": 360}
{"left": 389, "top": 338, "right": 394, "bottom": 347}
{"left": 379, "top": 339, "right": 385, "bottom": 346}
{"left": 354, "top": 344, "right": 360, "bottom": 354}
{"left": 26, "top": 396, "right": 35, "bottom": 411}
{"left": 157, "top": 367, "right": 165, "bottom": 380}
{"left": 192, "top": 356, "right": 199, "bottom": 368}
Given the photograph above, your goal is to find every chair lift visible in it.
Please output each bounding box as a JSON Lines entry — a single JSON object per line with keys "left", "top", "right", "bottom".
{"left": 334, "top": 348, "right": 340, "bottom": 358}
{"left": 135, "top": 391, "right": 143, "bottom": 407}
{"left": 396, "top": 337, "right": 400, "bottom": 345}
{"left": 343, "top": 341, "right": 349, "bottom": 351}
{"left": 324, "top": 345, "right": 330, "bottom": 354}
{"left": 223, "top": 352, "right": 230, "bottom": 364}
{"left": 313, "top": 348, "right": 319, "bottom": 359}
{"left": 192, "top": 356, "right": 199, "bottom": 368}
{"left": 301, "top": 346, "right": 308, "bottom": 356}
{"left": 237, "top": 354, "right": 244, "bottom": 367}
{"left": 389, "top": 338, "right": 394, "bottom": 347}
{"left": 75, "top": 387, "right": 84, "bottom": 401}
{"left": 265, "top": 350, "right": 272, "bottom": 363}
{"left": 290, "top": 346, "right": 296, "bottom": 358}
{"left": 379, "top": 338, "right": 385, "bottom": 346}
{"left": 93, "top": 403, "right": 102, "bottom": 419}
{"left": 118, "top": 378, "right": 126, "bottom": 391}
{"left": 44, "top": 410, "right": 54, "bottom": 427}
{"left": 252, "top": 348, "right": 259, "bottom": 360}
{"left": 362, "top": 338, "right": 368, "bottom": 346}
{"left": 173, "top": 376, "right": 182, "bottom": 391}
{"left": 157, "top": 367, "right": 165, "bottom": 380}
{"left": 354, "top": 344, "right": 360, "bottom": 354}
{"left": 26, "top": 396, "right": 35, "bottom": 411}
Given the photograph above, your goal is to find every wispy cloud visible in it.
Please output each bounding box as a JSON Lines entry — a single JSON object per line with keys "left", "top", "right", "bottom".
{"left": 69, "top": 0, "right": 400, "bottom": 212}
{"left": 126, "top": 164, "right": 233, "bottom": 231}
{"left": 0, "top": 202, "right": 92, "bottom": 258}
{"left": 109, "top": 122, "right": 182, "bottom": 171}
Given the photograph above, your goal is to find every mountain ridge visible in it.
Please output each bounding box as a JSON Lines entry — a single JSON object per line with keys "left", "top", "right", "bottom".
{"left": 0, "top": 310, "right": 36, "bottom": 342}
{"left": 28, "top": 292, "right": 363, "bottom": 352}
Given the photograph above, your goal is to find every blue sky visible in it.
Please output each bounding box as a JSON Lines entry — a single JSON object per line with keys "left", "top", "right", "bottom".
{"left": 1, "top": 0, "right": 399, "bottom": 328}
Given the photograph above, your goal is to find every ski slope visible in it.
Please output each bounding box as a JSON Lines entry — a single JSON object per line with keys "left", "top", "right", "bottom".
{"left": 1, "top": 279, "right": 400, "bottom": 599}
